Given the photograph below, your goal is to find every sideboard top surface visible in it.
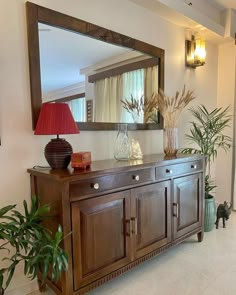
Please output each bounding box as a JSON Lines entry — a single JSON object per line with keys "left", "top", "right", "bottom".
{"left": 28, "top": 154, "right": 205, "bottom": 182}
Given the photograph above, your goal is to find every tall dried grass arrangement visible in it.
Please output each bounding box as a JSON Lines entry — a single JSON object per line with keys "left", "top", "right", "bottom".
{"left": 156, "top": 86, "right": 195, "bottom": 128}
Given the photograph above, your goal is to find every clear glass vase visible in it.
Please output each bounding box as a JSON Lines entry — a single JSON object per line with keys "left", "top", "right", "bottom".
{"left": 163, "top": 127, "right": 178, "bottom": 156}
{"left": 114, "top": 124, "right": 131, "bottom": 160}
{"left": 131, "top": 110, "right": 143, "bottom": 123}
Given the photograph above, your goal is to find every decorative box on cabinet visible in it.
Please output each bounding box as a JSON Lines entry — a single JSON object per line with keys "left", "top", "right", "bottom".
{"left": 28, "top": 154, "right": 205, "bottom": 295}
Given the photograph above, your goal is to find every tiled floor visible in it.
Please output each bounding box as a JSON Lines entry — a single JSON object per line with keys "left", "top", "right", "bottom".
{"left": 29, "top": 212, "right": 236, "bottom": 295}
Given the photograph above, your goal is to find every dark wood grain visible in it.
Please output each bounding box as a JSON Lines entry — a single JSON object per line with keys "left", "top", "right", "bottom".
{"left": 28, "top": 154, "right": 205, "bottom": 181}
{"left": 28, "top": 154, "right": 205, "bottom": 295}
{"left": 173, "top": 173, "right": 202, "bottom": 240}
{"left": 78, "top": 121, "right": 163, "bottom": 131}
{"left": 26, "top": 2, "right": 164, "bottom": 130}
{"left": 155, "top": 160, "right": 203, "bottom": 180}
{"left": 72, "top": 191, "right": 131, "bottom": 289}
{"left": 26, "top": 2, "right": 42, "bottom": 128}
{"left": 50, "top": 93, "right": 85, "bottom": 103}
{"left": 131, "top": 181, "right": 171, "bottom": 259}
{"left": 70, "top": 167, "right": 155, "bottom": 199}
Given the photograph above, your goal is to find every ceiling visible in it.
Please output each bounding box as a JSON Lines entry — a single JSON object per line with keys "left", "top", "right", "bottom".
{"left": 39, "top": 0, "right": 236, "bottom": 96}
{"left": 130, "top": 0, "right": 236, "bottom": 43}
{"left": 210, "top": 0, "right": 236, "bottom": 10}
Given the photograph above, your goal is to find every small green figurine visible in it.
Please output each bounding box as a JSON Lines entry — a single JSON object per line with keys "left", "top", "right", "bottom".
{"left": 215, "top": 201, "right": 232, "bottom": 229}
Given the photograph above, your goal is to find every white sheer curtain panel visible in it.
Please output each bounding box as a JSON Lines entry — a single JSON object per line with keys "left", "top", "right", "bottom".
{"left": 68, "top": 97, "right": 86, "bottom": 122}
{"left": 94, "top": 75, "right": 123, "bottom": 122}
{"left": 144, "top": 65, "right": 159, "bottom": 98}
{"left": 94, "top": 65, "right": 159, "bottom": 123}
{"left": 121, "top": 69, "right": 144, "bottom": 123}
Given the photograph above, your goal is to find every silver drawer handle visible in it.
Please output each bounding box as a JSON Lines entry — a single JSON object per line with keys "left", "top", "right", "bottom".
{"left": 92, "top": 183, "right": 99, "bottom": 190}
{"left": 166, "top": 169, "right": 172, "bottom": 174}
{"left": 133, "top": 175, "right": 140, "bottom": 181}
{"left": 191, "top": 164, "right": 197, "bottom": 169}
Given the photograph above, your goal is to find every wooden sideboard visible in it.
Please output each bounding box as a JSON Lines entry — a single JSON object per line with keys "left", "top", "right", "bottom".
{"left": 28, "top": 154, "right": 205, "bottom": 295}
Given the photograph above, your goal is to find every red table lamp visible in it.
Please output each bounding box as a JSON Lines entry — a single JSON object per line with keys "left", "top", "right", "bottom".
{"left": 34, "top": 102, "right": 80, "bottom": 169}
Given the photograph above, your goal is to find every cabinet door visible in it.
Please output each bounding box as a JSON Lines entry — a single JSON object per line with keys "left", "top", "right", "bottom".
{"left": 173, "top": 173, "right": 203, "bottom": 240}
{"left": 131, "top": 181, "right": 171, "bottom": 259}
{"left": 71, "top": 191, "right": 132, "bottom": 290}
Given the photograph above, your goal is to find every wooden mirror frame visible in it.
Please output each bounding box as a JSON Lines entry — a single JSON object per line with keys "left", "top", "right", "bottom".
{"left": 26, "top": 2, "right": 164, "bottom": 130}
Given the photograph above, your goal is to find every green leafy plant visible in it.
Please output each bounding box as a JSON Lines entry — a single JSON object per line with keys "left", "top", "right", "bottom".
{"left": 205, "top": 175, "right": 217, "bottom": 198}
{"left": 182, "top": 105, "right": 232, "bottom": 197}
{"left": 0, "top": 196, "right": 68, "bottom": 295}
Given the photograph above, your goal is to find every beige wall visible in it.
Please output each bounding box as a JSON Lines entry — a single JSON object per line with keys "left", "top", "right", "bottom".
{"left": 216, "top": 42, "right": 236, "bottom": 204}
{"left": 0, "top": 0, "right": 219, "bottom": 293}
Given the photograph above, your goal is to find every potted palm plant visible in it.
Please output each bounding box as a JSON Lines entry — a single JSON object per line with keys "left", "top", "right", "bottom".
{"left": 0, "top": 196, "right": 68, "bottom": 295}
{"left": 182, "top": 105, "right": 232, "bottom": 231}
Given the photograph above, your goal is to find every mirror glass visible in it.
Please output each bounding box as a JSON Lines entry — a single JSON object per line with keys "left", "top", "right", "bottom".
{"left": 26, "top": 2, "right": 164, "bottom": 130}
{"left": 39, "top": 23, "right": 160, "bottom": 125}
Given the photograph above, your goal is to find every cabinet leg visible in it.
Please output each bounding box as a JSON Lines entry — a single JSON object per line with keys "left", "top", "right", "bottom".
{"left": 37, "top": 278, "right": 46, "bottom": 292}
{"left": 197, "top": 231, "right": 204, "bottom": 242}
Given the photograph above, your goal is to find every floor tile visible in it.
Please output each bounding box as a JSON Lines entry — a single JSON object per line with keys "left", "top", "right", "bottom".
{"left": 28, "top": 212, "right": 236, "bottom": 295}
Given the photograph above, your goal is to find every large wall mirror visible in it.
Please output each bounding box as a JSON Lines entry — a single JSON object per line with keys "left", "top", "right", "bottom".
{"left": 26, "top": 2, "right": 164, "bottom": 130}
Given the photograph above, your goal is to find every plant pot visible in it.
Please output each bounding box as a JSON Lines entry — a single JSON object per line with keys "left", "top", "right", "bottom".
{"left": 204, "top": 195, "right": 216, "bottom": 232}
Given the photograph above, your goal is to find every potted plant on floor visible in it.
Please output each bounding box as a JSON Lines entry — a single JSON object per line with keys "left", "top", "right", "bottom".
{"left": 182, "top": 105, "right": 232, "bottom": 232}
{"left": 0, "top": 196, "right": 68, "bottom": 295}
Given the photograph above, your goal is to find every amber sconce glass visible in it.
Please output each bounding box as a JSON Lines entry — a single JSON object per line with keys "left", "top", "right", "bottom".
{"left": 186, "top": 36, "right": 206, "bottom": 69}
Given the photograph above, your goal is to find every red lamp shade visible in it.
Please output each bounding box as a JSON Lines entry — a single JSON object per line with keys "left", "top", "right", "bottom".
{"left": 35, "top": 103, "right": 80, "bottom": 169}
{"left": 34, "top": 102, "right": 80, "bottom": 135}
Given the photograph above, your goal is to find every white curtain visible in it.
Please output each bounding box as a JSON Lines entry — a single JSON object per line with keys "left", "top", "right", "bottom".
{"left": 121, "top": 65, "right": 159, "bottom": 123}
{"left": 121, "top": 69, "right": 144, "bottom": 123}
{"left": 68, "top": 97, "right": 86, "bottom": 122}
{"left": 144, "top": 66, "right": 159, "bottom": 98}
{"left": 94, "top": 65, "right": 159, "bottom": 123}
{"left": 94, "top": 75, "right": 123, "bottom": 122}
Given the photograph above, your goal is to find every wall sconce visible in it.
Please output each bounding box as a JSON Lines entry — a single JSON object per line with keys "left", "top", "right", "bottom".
{"left": 185, "top": 36, "right": 206, "bottom": 69}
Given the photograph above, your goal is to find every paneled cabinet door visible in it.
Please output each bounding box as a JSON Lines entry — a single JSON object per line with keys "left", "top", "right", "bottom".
{"left": 131, "top": 181, "right": 171, "bottom": 259}
{"left": 71, "top": 191, "right": 132, "bottom": 290}
{"left": 173, "top": 173, "right": 203, "bottom": 240}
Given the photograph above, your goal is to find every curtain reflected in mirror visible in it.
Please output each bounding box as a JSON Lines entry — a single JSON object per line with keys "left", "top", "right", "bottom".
{"left": 68, "top": 96, "right": 86, "bottom": 122}
{"left": 93, "top": 66, "right": 158, "bottom": 123}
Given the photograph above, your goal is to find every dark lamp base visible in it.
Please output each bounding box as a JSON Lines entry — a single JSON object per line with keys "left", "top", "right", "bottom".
{"left": 45, "top": 138, "right": 73, "bottom": 169}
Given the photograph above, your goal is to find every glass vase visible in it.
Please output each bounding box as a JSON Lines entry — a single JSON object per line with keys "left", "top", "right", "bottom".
{"left": 131, "top": 110, "right": 143, "bottom": 123}
{"left": 163, "top": 127, "right": 178, "bottom": 156}
{"left": 114, "top": 124, "right": 131, "bottom": 160}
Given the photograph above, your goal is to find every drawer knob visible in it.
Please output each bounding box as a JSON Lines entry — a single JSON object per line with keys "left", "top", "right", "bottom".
{"left": 92, "top": 183, "right": 100, "bottom": 190}
{"left": 166, "top": 169, "right": 173, "bottom": 174}
{"left": 133, "top": 175, "right": 140, "bottom": 181}
{"left": 191, "top": 164, "right": 197, "bottom": 169}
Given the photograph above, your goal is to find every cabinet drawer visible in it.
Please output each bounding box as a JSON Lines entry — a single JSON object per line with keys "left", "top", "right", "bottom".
{"left": 156, "top": 161, "right": 203, "bottom": 179}
{"left": 70, "top": 168, "right": 155, "bottom": 198}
